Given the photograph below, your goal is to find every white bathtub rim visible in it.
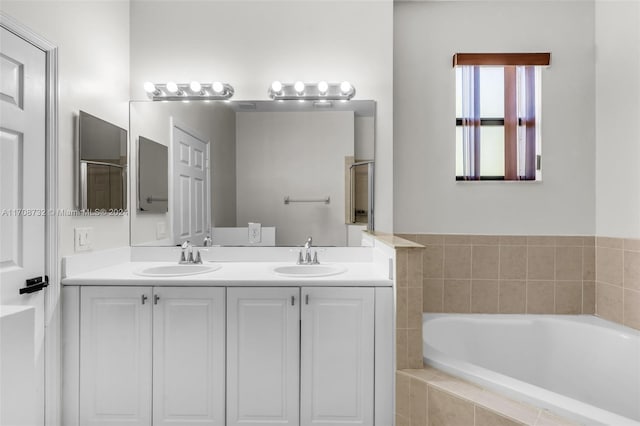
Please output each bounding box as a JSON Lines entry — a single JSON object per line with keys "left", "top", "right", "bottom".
{"left": 425, "top": 313, "right": 640, "bottom": 338}
{"left": 423, "top": 313, "right": 640, "bottom": 426}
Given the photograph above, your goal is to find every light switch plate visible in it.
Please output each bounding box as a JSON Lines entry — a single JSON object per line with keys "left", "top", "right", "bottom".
{"left": 74, "top": 227, "right": 93, "bottom": 252}
{"left": 156, "top": 222, "right": 167, "bottom": 239}
{"left": 248, "top": 222, "right": 261, "bottom": 244}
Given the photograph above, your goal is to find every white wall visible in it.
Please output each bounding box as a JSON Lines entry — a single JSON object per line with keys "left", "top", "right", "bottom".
{"left": 394, "top": 1, "right": 596, "bottom": 236}
{"left": 595, "top": 0, "right": 640, "bottom": 239}
{"left": 1, "top": 1, "right": 131, "bottom": 256}
{"left": 129, "top": 102, "right": 236, "bottom": 245}
{"left": 129, "top": 0, "right": 394, "bottom": 235}
{"left": 236, "top": 111, "right": 354, "bottom": 246}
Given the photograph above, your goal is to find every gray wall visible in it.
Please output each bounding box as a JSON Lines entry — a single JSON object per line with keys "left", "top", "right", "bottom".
{"left": 394, "top": 1, "right": 596, "bottom": 235}
{"left": 595, "top": 1, "right": 640, "bottom": 239}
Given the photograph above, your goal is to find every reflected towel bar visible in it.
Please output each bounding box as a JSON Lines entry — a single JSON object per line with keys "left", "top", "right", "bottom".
{"left": 284, "top": 196, "right": 330, "bottom": 205}
{"left": 146, "top": 196, "right": 168, "bottom": 203}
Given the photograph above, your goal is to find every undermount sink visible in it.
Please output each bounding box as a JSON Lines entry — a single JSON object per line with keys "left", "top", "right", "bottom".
{"left": 273, "top": 264, "right": 346, "bottom": 278}
{"left": 134, "top": 264, "right": 222, "bottom": 277}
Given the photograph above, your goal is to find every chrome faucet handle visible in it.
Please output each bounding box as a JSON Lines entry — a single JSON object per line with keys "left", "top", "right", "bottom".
{"left": 297, "top": 250, "right": 304, "bottom": 265}
{"left": 194, "top": 250, "right": 202, "bottom": 264}
{"left": 203, "top": 234, "right": 212, "bottom": 247}
{"left": 180, "top": 240, "right": 193, "bottom": 264}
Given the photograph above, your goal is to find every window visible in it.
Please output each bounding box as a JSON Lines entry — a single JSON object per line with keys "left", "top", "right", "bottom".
{"left": 454, "top": 53, "right": 550, "bottom": 181}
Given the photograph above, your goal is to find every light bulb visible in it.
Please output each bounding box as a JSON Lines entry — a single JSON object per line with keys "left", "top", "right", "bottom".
{"left": 294, "top": 81, "right": 305, "bottom": 94}
{"left": 317, "top": 81, "right": 329, "bottom": 94}
{"left": 212, "top": 81, "right": 224, "bottom": 94}
{"left": 166, "top": 81, "right": 179, "bottom": 94}
{"left": 340, "top": 81, "right": 352, "bottom": 94}
{"left": 143, "top": 81, "right": 156, "bottom": 93}
{"left": 271, "top": 81, "right": 283, "bottom": 93}
{"left": 190, "top": 81, "right": 202, "bottom": 92}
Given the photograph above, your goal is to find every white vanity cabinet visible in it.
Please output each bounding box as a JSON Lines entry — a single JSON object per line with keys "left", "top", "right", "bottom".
{"left": 66, "top": 283, "right": 391, "bottom": 426}
{"left": 226, "top": 287, "right": 300, "bottom": 425}
{"left": 226, "top": 287, "right": 375, "bottom": 426}
{"left": 79, "top": 286, "right": 152, "bottom": 426}
{"left": 78, "top": 286, "right": 225, "bottom": 426}
{"left": 300, "top": 287, "right": 374, "bottom": 426}
{"left": 152, "top": 287, "right": 226, "bottom": 426}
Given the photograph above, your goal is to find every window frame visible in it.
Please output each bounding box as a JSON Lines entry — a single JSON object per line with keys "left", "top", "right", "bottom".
{"left": 454, "top": 53, "right": 550, "bottom": 181}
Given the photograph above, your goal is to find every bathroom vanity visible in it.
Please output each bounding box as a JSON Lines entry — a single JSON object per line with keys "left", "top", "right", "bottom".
{"left": 63, "top": 96, "right": 390, "bottom": 426}
{"left": 61, "top": 246, "right": 394, "bottom": 426}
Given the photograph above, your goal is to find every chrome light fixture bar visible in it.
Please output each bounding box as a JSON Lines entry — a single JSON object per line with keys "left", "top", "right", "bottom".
{"left": 268, "top": 81, "right": 356, "bottom": 101}
{"left": 144, "top": 81, "right": 234, "bottom": 101}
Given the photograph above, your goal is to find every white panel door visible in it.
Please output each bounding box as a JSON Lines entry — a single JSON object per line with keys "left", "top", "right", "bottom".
{"left": 80, "top": 287, "right": 152, "bottom": 426}
{"left": 171, "top": 124, "right": 209, "bottom": 245}
{"left": 0, "top": 26, "right": 46, "bottom": 426}
{"left": 227, "top": 287, "right": 300, "bottom": 425}
{"left": 153, "top": 287, "right": 225, "bottom": 426}
{"left": 300, "top": 287, "right": 374, "bottom": 426}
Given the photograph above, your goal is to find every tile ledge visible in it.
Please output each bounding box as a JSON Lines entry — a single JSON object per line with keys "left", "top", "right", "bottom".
{"left": 364, "top": 231, "right": 424, "bottom": 249}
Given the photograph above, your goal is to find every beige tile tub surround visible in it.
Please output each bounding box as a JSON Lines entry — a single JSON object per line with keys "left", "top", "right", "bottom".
{"left": 368, "top": 232, "right": 425, "bottom": 369}
{"left": 396, "top": 234, "right": 596, "bottom": 317}
{"left": 396, "top": 246, "right": 425, "bottom": 369}
{"left": 396, "top": 368, "right": 576, "bottom": 426}
{"left": 595, "top": 237, "right": 640, "bottom": 330}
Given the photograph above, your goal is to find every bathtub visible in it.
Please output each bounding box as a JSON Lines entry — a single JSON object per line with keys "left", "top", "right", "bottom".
{"left": 423, "top": 314, "right": 640, "bottom": 426}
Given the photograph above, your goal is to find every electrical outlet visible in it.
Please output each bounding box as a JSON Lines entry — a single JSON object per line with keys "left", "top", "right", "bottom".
{"left": 74, "top": 227, "right": 93, "bottom": 252}
{"left": 248, "top": 222, "right": 261, "bottom": 244}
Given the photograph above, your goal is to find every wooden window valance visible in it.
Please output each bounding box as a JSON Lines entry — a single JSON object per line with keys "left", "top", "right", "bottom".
{"left": 453, "top": 53, "right": 551, "bottom": 67}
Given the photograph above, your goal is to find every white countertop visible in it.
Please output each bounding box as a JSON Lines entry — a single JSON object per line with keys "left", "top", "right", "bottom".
{"left": 61, "top": 261, "right": 393, "bottom": 287}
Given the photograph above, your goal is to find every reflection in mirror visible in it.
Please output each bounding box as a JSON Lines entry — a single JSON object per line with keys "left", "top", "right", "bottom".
{"left": 130, "top": 100, "right": 375, "bottom": 247}
{"left": 138, "top": 136, "right": 168, "bottom": 213}
{"left": 78, "top": 111, "right": 127, "bottom": 211}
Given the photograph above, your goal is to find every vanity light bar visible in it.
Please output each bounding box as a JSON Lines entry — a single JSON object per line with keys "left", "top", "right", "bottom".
{"left": 144, "top": 81, "right": 235, "bottom": 101}
{"left": 268, "top": 81, "right": 356, "bottom": 101}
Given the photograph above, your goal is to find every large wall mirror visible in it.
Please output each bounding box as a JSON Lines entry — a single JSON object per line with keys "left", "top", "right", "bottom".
{"left": 129, "top": 100, "right": 375, "bottom": 247}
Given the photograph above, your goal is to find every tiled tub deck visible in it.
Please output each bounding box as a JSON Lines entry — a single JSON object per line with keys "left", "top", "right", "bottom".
{"left": 396, "top": 367, "right": 576, "bottom": 426}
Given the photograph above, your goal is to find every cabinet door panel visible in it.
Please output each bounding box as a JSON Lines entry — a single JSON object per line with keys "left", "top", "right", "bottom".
{"left": 300, "top": 287, "right": 374, "bottom": 426}
{"left": 227, "top": 287, "right": 300, "bottom": 425}
{"left": 153, "top": 287, "right": 225, "bottom": 425}
{"left": 80, "top": 286, "right": 152, "bottom": 426}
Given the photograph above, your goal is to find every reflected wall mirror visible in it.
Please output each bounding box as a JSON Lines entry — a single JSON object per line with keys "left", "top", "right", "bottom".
{"left": 129, "top": 100, "right": 375, "bottom": 247}
{"left": 78, "top": 111, "right": 128, "bottom": 211}
{"left": 138, "top": 136, "right": 168, "bottom": 213}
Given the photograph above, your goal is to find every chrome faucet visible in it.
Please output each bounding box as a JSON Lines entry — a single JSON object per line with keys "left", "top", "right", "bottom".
{"left": 179, "top": 241, "right": 203, "bottom": 264}
{"left": 203, "top": 234, "right": 213, "bottom": 247}
{"left": 297, "top": 236, "right": 319, "bottom": 265}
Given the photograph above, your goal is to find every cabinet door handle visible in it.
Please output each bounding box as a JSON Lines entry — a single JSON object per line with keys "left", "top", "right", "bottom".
{"left": 141, "top": 294, "right": 148, "bottom": 305}
{"left": 291, "top": 295, "right": 295, "bottom": 306}
{"left": 154, "top": 294, "right": 160, "bottom": 305}
{"left": 305, "top": 294, "right": 309, "bottom": 305}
